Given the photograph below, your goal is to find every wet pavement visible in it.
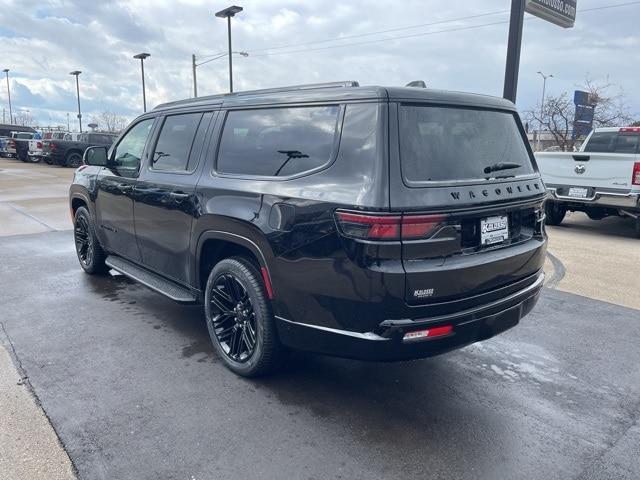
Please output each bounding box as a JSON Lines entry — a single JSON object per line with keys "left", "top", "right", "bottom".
{"left": 1, "top": 230, "right": 639, "bottom": 480}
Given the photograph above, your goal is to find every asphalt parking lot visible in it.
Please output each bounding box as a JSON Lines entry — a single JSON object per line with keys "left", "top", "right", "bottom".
{"left": 1, "top": 158, "right": 640, "bottom": 480}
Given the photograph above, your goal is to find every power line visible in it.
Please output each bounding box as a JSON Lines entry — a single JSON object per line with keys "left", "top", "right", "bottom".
{"left": 246, "top": 1, "right": 640, "bottom": 59}
{"left": 249, "top": 10, "right": 510, "bottom": 53}
{"left": 195, "top": 0, "right": 640, "bottom": 61}
{"left": 195, "top": 9, "right": 510, "bottom": 60}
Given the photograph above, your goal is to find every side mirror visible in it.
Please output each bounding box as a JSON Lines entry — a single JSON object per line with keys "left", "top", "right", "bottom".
{"left": 83, "top": 146, "right": 108, "bottom": 166}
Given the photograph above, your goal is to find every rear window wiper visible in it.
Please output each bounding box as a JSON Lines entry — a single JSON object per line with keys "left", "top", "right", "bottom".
{"left": 483, "top": 162, "right": 522, "bottom": 174}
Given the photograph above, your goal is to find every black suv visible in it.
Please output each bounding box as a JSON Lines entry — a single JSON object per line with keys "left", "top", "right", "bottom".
{"left": 70, "top": 81, "right": 547, "bottom": 376}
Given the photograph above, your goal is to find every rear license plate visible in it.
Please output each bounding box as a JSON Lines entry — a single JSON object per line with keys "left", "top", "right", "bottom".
{"left": 480, "top": 215, "right": 509, "bottom": 246}
{"left": 568, "top": 187, "right": 589, "bottom": 198}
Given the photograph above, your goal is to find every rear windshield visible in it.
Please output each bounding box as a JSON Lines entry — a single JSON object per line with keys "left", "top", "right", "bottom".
{"left": 399, "top": 105, "right": 535, "bottom": 183}
{"left": 584, "top": 131, "right": 639, "bottom": 154}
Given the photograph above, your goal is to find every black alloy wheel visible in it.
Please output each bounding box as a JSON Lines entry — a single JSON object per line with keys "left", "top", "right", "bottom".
{"left": 74, "top": 214, "right": 93, "bottom": 267}
{"left": 210, "top": 273, "right": 257, "bottom": 362}
{"left": 73, "top": 206, "right": 107, "bottom": 274}
{"left": 204, "top": 257, "right": 281, "bottom": 376}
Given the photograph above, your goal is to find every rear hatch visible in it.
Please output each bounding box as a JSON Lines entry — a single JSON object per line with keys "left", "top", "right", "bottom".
{"left": 536, "top": 128, "right": 639, "bottom": 195}
{"left": 392, "top": 103, "right": 546, "bottom": 306}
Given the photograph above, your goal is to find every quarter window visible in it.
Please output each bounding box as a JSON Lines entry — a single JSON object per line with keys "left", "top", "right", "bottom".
{"left": 112, "top": 119, "right": 154, "bottom": 171}
{"left": 152, "top": 113, "right": 203, "bottom": 171}
{"left": 217, "top": 106, "right": 340, "bottom": 177}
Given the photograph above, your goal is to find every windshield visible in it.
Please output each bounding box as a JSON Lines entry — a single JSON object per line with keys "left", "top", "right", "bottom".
{"left": 399, "top": 105, "right": 535, "bottom": 183}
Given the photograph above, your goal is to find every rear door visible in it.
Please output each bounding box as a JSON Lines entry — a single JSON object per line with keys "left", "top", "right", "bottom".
{"left": 134, "top": 111, "right": 216, "bottom": 284}
{"left": 390, "top": 103, "right": 546, "bottom": 306}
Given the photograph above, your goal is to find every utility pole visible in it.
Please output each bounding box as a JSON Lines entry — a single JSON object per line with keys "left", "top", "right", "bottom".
{"left": 537, "top": 71, "right": 553, "bottom": 151}
{"left": 69, "top": 71, "right": 82, "bottom": 133}
{"left": 502, "top": 0, "right": 525, "bottom": 103}
{"left": 192, "top": 54, "right": 198, "bottom": 98}
{"left": 67, "top": 113, "right": 70, "bottom": 132}
{"left": 3, "top": 69, "right": 12, "bottom": 124}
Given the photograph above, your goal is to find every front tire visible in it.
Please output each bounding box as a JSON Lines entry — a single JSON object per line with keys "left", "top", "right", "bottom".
{"left": 204, "top": 257, "right": 281, "bottom": 377}
{"left": 545, "top": 202, "right": 566, "bottom": 226}
{"left": 66, "top": 152, "right": 83, "bottom": 168}
{"left": 73, "top": 206, "right": 107, "bottom": 274}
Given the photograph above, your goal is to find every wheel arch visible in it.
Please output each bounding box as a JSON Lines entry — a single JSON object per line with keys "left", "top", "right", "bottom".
{"left": 69, "top": 188, "right": 94, "bottom": 222}
{"left": 195, "top": 230, "right": 275, "bottom": 298}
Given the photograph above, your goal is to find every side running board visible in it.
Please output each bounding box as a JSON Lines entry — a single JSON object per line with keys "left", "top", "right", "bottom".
{"left": 105, "top": 256, "right": 198, "bottom": 304}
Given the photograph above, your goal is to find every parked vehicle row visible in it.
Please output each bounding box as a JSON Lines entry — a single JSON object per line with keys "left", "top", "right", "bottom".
{"left": 536, "top": 126, "right": 640, "bottom": 237}
{"left": 0, "top": 127, "right": 117, "bottom": 167}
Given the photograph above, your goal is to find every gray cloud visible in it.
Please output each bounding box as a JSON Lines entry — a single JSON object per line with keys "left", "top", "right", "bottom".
{"left": 0, "top": 0, "right": 638, "bottom": 128}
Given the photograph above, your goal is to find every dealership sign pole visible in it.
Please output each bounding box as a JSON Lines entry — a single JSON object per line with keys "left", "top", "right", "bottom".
{"left": 503, "top": 0, "right": 576, "bottom": 103}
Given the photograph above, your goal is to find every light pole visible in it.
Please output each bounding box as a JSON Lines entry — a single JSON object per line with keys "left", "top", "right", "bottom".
{"left": 215, "top": 5, "right": 243, "bottom": 93}
{"left": 69, "top": 71, "right": 82, "bottom": 133}
{"left": 191, "top": 51, "right": 248, "bottom": 98}
{"left": 133, "top": 53, "right": 151, "bottom": 112}
{"left": 537, "top": 71, "right": 553, "bottom": 151}
{"left": 3, "top": 69, "right": 12, "bottom": 124}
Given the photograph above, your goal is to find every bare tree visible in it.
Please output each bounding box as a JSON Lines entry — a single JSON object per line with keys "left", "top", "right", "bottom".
{"left": 90, "top": 110, "right": 128, "bottom": 133}
{"left": 525, "top": 77, "right": 634, "bottom": 151}
{"left": 14, "top": 110, "right": 35, "bottom": 127}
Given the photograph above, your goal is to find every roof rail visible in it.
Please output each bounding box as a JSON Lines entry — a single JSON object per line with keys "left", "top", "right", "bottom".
{"left": 235, "top": 81, "right": 360, "bottom": 97}
{"left": 154, "top": 81, "right": 359, "bottom": 110}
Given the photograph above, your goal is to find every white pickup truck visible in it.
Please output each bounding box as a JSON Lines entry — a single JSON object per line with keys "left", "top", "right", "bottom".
{"left": 536, "top": 127, "right": 640, "bottom": 237}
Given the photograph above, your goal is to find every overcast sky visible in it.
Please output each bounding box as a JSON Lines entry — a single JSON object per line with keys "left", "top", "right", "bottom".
{"left": 1, "top": 0, "right": 639, "bottom": 129}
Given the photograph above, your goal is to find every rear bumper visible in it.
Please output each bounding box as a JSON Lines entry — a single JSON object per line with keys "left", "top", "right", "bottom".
{"left": 276, "top": 271, "right": 544, "bottom": 361}
{"left": 547, "top": 187, "right": 640, "bottom": 210}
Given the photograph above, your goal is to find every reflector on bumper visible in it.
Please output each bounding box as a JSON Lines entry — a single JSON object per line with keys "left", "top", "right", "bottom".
{"left": 403, "top": 325, "right": 452, "bottom": 342}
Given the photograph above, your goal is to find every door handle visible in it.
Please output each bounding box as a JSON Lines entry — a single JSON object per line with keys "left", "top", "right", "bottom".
{"left": 118, "top": 184, "right": 133, "bottom": 192}
{"left": 169, "top": 191, "right": 190, "bottom": 201}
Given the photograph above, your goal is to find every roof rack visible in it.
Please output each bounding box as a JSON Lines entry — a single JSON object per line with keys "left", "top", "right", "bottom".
{"left": 154, "top": 81, "right": 359, "bottom": 110}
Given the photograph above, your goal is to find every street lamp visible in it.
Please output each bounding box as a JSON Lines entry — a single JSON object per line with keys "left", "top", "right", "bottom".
{"left": 191, "top": 51, "right": 248, "bottom": 98}
{"left": 69, "top": 70, "right": 82, "bottom": 133}
{"left": 537, "top": 71, "right": 553, "bottom": 151}
{"left": 3, "top": 69, "right": 12, "bottom": 124}
{"left": 215, "top": 5, "right": 243, "bottom": 93}
{"left": 133, "top": 53, "right": 151, "bottom": 112}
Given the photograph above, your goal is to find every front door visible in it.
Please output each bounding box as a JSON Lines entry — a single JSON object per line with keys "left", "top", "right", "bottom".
{"left": 134, "top": 111, "right": 215, "bottom": 284}
{"left": 94, "top": 118, "right": 155, "bottom": 262}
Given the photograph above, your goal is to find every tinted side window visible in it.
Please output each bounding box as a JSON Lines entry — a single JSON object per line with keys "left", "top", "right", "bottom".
{"left": 152, "top": 113, "right": 203, "bottom": 171}
{"left": 217, "top": 106, "right": 340, "bottom": 177}
{"left": 113, "top": 119, "right": 154, "bottom": 170}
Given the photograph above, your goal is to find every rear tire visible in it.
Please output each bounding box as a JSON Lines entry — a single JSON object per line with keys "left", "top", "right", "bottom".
{"left": 635, "top": 218, "right": 640, "bottom": 239}
{"left": 204, "top": 257, "right": 281, "bottom": 377}
{"left": 66, "top": 152, "right": 83, "bottom": 168}
{"left": 545, "top": 202, "right": 566, "bottom": 226}
{"left": 73, "top": 206, "right": 108, "bottom": 274}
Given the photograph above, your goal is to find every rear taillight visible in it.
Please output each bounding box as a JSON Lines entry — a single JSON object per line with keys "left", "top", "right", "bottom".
{"left": 50, "top": 142, "right": 57, "bottom": 151}
{"left": 8, "top": 140, "right": 15, "bottom": 148}
{"left": 37, "top": 141, "right": 43, "bottom": 149}
{"left": 335, "top": 211, "right": 448, "bottom": 241}
{"left": 633, "top": 162, "right": 640, "bottom": 186}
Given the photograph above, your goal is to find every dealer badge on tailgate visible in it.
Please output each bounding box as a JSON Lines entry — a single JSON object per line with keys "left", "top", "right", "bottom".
{"left": 480, "top": 215, "right": 509, "bottom": 246}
